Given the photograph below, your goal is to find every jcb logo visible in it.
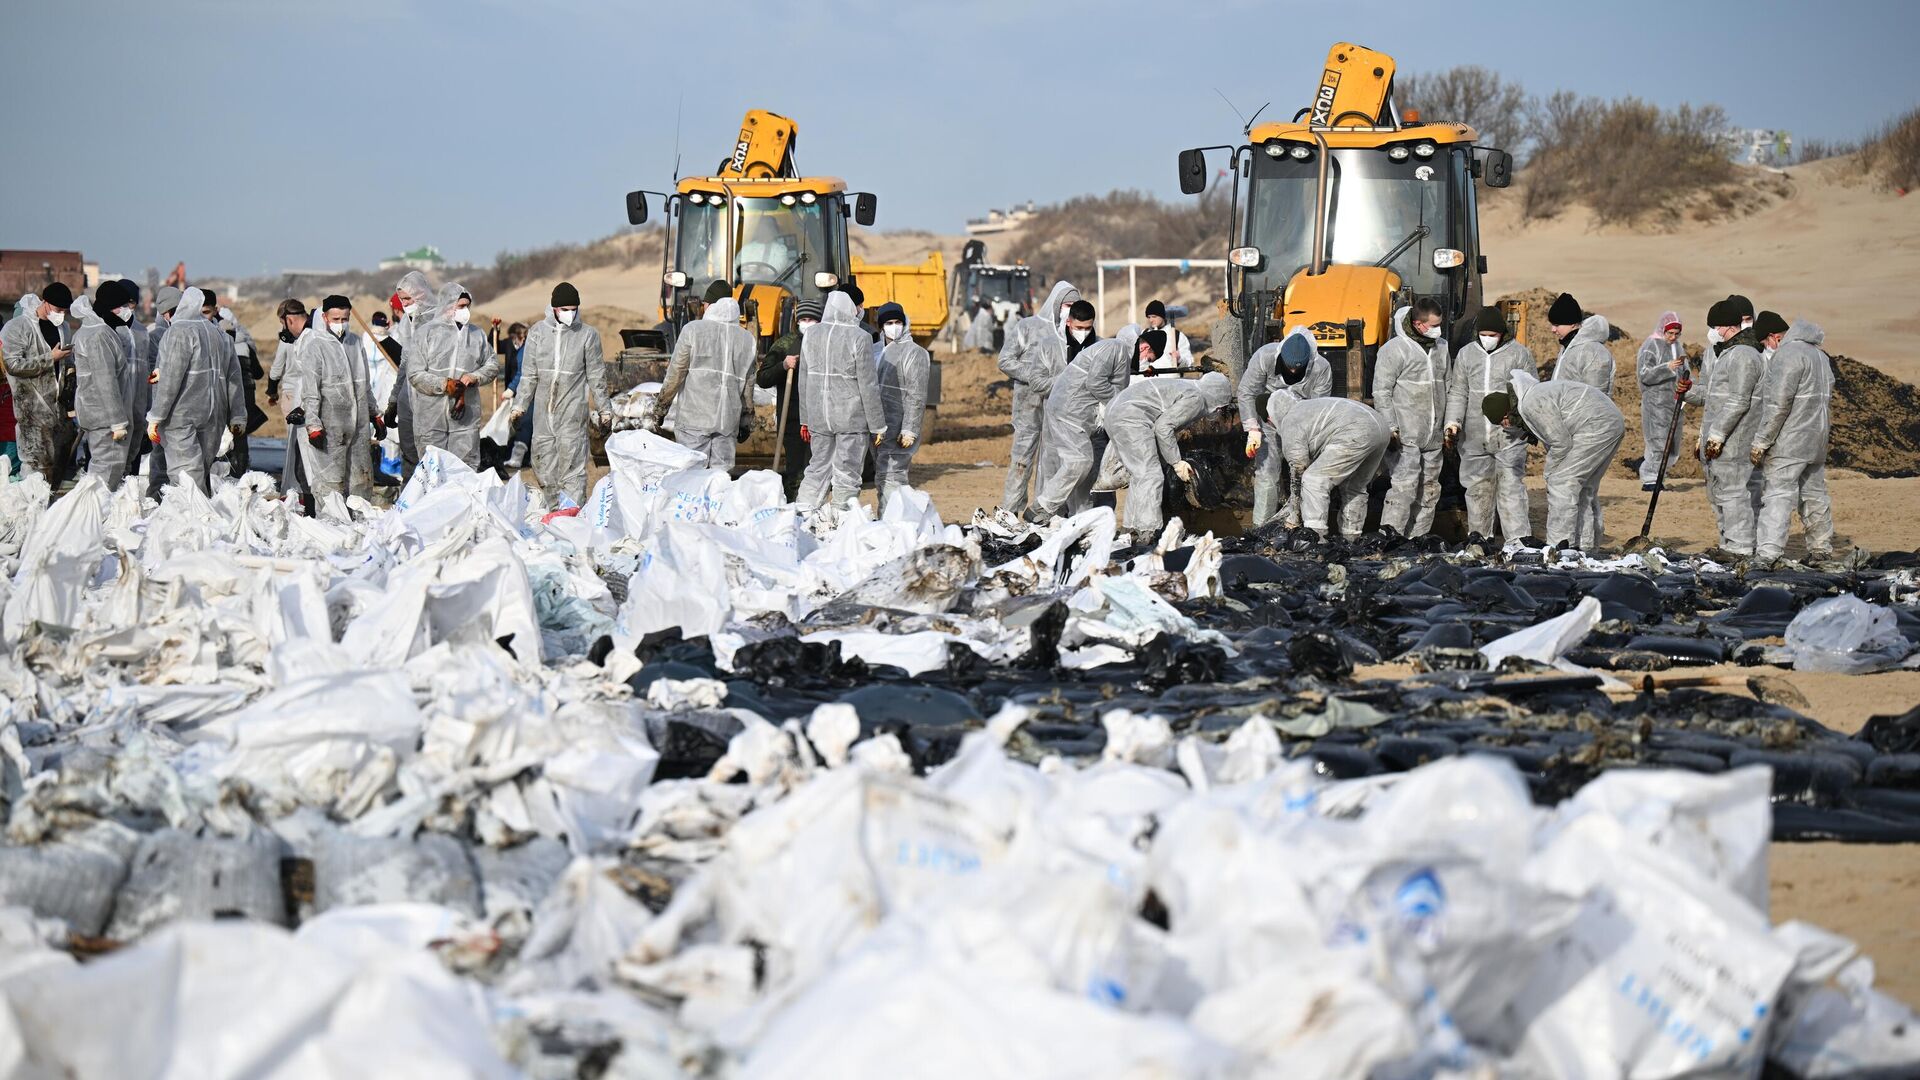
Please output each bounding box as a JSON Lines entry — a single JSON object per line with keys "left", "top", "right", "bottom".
{"left": 730, "top": 130, "right": 752, "bottom": 173}
{"left": 1310, "top": 69, "right": 1341, "bottom": 126}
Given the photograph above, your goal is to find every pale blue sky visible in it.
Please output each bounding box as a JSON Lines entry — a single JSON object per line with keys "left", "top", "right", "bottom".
{"left": 8, "top": 0, "right": 1917, "bottom": 279}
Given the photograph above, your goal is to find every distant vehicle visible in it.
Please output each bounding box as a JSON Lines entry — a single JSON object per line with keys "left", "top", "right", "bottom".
{"left": 947, "top": 240, "right": 1033, "bottom": 348}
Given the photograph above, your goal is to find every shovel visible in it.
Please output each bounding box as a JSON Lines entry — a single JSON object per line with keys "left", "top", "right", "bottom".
{"left": 773, "top": 365, "right": 796, "bottom": 473}
{"left": 1622, "top": 375, "right": 1691, "bottom": 555}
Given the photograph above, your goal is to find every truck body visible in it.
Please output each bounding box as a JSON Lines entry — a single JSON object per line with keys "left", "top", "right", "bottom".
{"left": 849, "top": 251, "right": 948, "bottom": 346}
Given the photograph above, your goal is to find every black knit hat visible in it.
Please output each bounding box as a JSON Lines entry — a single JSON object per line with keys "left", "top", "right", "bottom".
{"left": 1067, "top": 299, "right": 1096, "bottom": 321}
{"left": 873, "top": 302, "right": 906, "bottom": 327}
{"left": 41, "top": 282, "right": 72, "bottom": 309}
{"left": 1482, "top": 390, "right": 1512, "bottom": 425}
{"left": 1547, "top": 292, "right": 1582, "bottom": 325}
{"left": 1475, "top": 306, "right": 1507, "bottom": 336}
{"left": 1725, "top": 294, "right": 1755, "bottom": 322}
{"left": 704, "top": 279, "right": 733, "bottom": 303}
{"left": 95, "top": 280, "right": 125, "bottom": 309}
{"left": 1145, "top": 299, "right": 1166, "bottom": 320}
{"left": 795, "top": 299, "right": 823, "bottom": 322}
{"left": 1137, "top": 329, "right": 1167, "bottom": 360}
{"left": 1707, "top": 300, "right": 1738, "bottom": 329}
{"left": 1753, "top": 310, "right": 1789, "bottom": 338}
{"left": 551, "top": 281, "right": 581, "bottom": 308}
{"left": 116, "top": 278, "right": 140, "bottom": 303}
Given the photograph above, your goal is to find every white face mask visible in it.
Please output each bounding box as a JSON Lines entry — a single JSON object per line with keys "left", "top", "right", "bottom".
{"left": 883, "top": 322, "right": 906, "bottom": 341}
{"left": 555, "top": 309, "right": 576, "bottom": 326}
{"left": 1478, "top": 333, "right": 1501, "bottom": 352}
{"left": 1420, "top": 324, "right": 1441, "bottom": 340}
{"left": 453, "top": 307, "right": 471, "bottom": 325}
{"left": 797, "top": 319, "right": 817, "bottom": 333}
{"left": 44, "top": 310, "right": 66, "bottom": 324}
{"left": 328, "top": 321, "right": 348, "bottom": 337}
{"left": 1070, "top": 328, "right": 1090, "bottom": 343}
{"left": 114, "top": 306, "right": 134, "bottom": 321}
{"left": 1707, "top": 327, "right": 1723, "bottom": 343}
{"left": 403, "top": 302, "right": 419, "bottom": 317}
{"left": 372, "top": 326, "right": 389, "bottom": 340}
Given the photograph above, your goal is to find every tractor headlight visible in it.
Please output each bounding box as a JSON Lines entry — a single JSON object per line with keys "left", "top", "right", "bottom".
{"left": 1432, "top": 248, "right": 1465, "bottom": 269}
{"left": 1413, "top": 142, "right": 1436, "bottom": 158}
{"left": 800, "top": 191, "right": 818, "bottom": 205}
{"left": 1228, "top": 246, "right": 1262, "bottom": 268}
{"left": 780, "top": 194, "right": 797, "bottom": 206}
{"left": 1289, "top": 145, "right": 1312, "bottom": 161}
{"left": 686, "top": 192, "right": 705, "bottom": 205}
{"left": 1264, "top": 143, "right": 1285, "bottom": 157}
{"left": 1388, "top": 145, "right": 1410, "bottom": 161}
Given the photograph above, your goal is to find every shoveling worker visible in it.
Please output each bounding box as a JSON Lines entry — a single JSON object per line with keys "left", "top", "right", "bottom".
{"left": 1374, "top": 297, "right": 1449, "bottom": 537}
{"left": 1547, "top": 292, "right": 1615, "bottom": 396}
{"left": 1445, "top": 306, "right": 1538, "bottom": 540}
{"left": 1685, "top": 300, "right": 1766, "bottom": 557}
{"left": 409, "top": 283, "right": 500, "bottom": 470}
{"left": 267, "top": 298, "right": 314, "bottom": 501}
{"left": 997, "top": 280, "right": 1082, "bottom": 515}
{"left": 1266, "top": 387, "right": 1392, "bottom": 539}
{"left": 796, "top": 290, "right": 885, "bottom": 512}
{"left": 2, "top": 281, "right": 73, "bottom": 482}
{"left": 513, "top": 282, "right": 607, "bottom": 506}
{"left": 757, "top": 298, "right": 818, "bottom": 499}
{"left": 1240, "top": 328, "right": 1331, "bottom": 526}
{"left": 146, "top": 287, "right": 246, "bottom": 494}
{"left": 70, "top": 286, "right": 132, "bottom": 490}
{"left": 653, "top": 294, "right": 755, "bottom": 472}
{"left": 872, "top": 302, "right": 930, "bottom": 511}
{"left": 1635, "top": 311, "right": 1687, "bottom": 490}
{"left": 1748, "top": 312, "right": 1834, "bottom": 564}
{"left": 1141, "top": 300, "right": 1193, "bottom": 371}
{"left": 1482, "top": 372, "right": 1623, "bottom": 550}
{"left": 1028, "top": 324, "right": 1139, "bottom": 522}
{"left": 389, "top": 270, "right": 437, "bottom": 481}
{"left": 1102, "top": 370, "right": 1233, "bottom": 536}
{"left": 297, "top": 296, "right": 376, "bottom": 505}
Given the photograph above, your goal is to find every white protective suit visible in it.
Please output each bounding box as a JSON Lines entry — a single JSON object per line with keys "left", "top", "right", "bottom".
{"left": 1445, "top": 330, "right": 1537, "bottom": 539}
{"left": 873, "top": 318, "right": 931, "bottom": 511}
{"left": 1033, "top": 328, "right": 1137, "bottom": 518}
{"left": 1750, "top": 321, "right": 1835, "bottom": 560}
{"left": 658, "top": 297, "right": 756, "bottom": 471}
{"left": 145, "top": 287, "right": 246, "bottom": 494}
{"left": 72, "top": 297, "right": 132, "bottom": 489}
{"left": 1636, "top": 312, "right": 1686, "bottom": 485}
{"left": 516, "top": 310, "right": 608, "bottom": 506}
{"left": 1373, "top": 307, "right": 1449, "bottom": 536}
{"left": 997, "top": 280, "right": 1079, "bottom": 514}
{"left": 1103, "top": 371, "right": 1232, "bottom": 535}
{"left": 408, "top": 283, "right": 501, "bottom": 470}
{"left": 1240, "top": 329, "right": 1332, "bottom": 526}
{"left": 796, "top": 291, "right": 885, "bottom": 510}
{"left": 1553, "top": 313, "right": 1616, "bottom": 396}
{"left": 390, "top": 270, "right": 437, "bottom": 477}
{"left": 1267, "top": 390, "right": 1392, "bottom": 536}
{"left": 1510, "top": 372, "right": 1625, "bottom": 549}
{"left": 297, "top": 322, "right": 376, "bottom": 502}
{"left": 1685, "top": 328, "right": 1766, "bottom": 555}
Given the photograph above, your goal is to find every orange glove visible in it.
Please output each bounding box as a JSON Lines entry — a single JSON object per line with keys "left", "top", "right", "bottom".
{"left": 799, "top": 425, "right": 811, "bottom": 443}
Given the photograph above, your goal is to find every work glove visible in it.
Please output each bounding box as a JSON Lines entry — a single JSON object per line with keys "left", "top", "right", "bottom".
{"left": 383, "top": 402, "right": 398, "bottom": 429}
{"left": 800, "top": 425, "right": 811, "bottom": 444}
{"left": 1749, "top": 444, "right": 1767, "bottom": 466}
{"left": 899, "top": 432, "right": 916, "bottom": 449}
{"left": 110, "top": 424, "right": 127, "bottom": 442}
{"left": 148, "top": 369, "right": 159, "bottom": 384}
{"left": 1172, "top": 460, "right": 1194, "bottom": 483}
{"left": 286, "top": 407, "right": 306, "bottom": 427}
{"left": 1704, "top": 438, "right": 1723, "bottom": 461}
{"left": 1443, "top": 423, "right": 1460, "bottom": 450}
{"left": 1388, "top": 428, "right": 1401, "bottom": 450}
{"left": 510, "top": 410, "right": 524, "bottom": 424}
{"left": 500, "top": 388, "right": 514, "bottom": 402}
{"left": 147, "top": 421, "right": 161, "bottom": 444}
{"left": 444, "top": 378, "right": 461, "bottom": 396}
{"left": 1244, "top": 428, "right": 1262, "bottom": 458}
{"left": 872, "top": 431, "right": 884, "bottom": 447}
{"left": 229, "top": 423, "right": 245, "bottom": 436}
{"left": 266, "top": 378, "right": 280, "bottom": 403}
{"left": 1676, "top": 377, "right": 1693, "bottom": 397}
{"left": 372, "top": 413, "right": 386, "bottom": 438}
{"left": 307, "top": 427, "right": 326, "bottom": 450}
{"left": 737, "top": 415, "right": 753, "bottom": 443}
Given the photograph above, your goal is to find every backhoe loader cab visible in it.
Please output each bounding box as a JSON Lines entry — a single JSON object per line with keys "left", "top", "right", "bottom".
{"left": 1177, "top": 43, "right": 1513, "bottom": 399}
{"left": 623, "top": 110, "right": 878, "bottom": 352}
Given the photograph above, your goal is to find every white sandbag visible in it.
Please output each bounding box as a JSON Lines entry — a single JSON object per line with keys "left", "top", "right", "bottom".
{"left": 1555, "top": 764, "right": 1773, "bottom": 912}
{"left": 105, "top": 828, "right": 288, "bottom": 941}
{"left": 0, "top": 826, "right": 138, "bottom": 937}
{"left": 310, "top": 830, "right": 483, "bottom": 919}
{"left": 3, "top": 475, "right": 108, "bottom": 641}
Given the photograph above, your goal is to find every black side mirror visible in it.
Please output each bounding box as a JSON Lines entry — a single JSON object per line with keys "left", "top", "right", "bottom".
{"left": 1177, "top": 148, "right": 1208, "bottom": 195}
{"left": 854, "top": 192, "right": 877, "bottom": 226}
{"left": 625, "top": 191, "right": 648, "bottom": 225}
{"left": 1484, "top": 149, "right": 1514, "bottom": 189}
